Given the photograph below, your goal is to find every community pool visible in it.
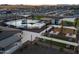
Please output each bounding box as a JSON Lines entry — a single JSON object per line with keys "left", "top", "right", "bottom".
{"left": 5, "top": 19, "right": 46, "bottom": 29}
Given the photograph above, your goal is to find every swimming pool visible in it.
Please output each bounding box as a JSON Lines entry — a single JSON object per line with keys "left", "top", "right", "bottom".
{"left": 5, "top": 19, "right": 46, "bottom": 29}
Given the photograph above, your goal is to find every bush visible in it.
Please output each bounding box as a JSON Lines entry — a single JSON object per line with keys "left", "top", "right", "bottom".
{"left": 33, "top": 16, "right": 44, "bottom": 20}
{"left": 63, "top": 21, "right": 74, "bottom": 26}
{"left": 38, "top": 38, "right": 75, "bottom": 50}
{"left": 39, "top": 38, "right": 66, "bottom": 48}
{"left": 76, "top": 20, "right": 79, "bottom": 27}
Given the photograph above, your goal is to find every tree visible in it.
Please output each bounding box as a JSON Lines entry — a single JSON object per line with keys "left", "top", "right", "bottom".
{"left": 60, "top": 20, "right": 64, "bottom": 35}
{"left": 75, "top": 18, "right": 78, "bottom": 27}
{"left": 74, "top": 18, "right": 79, "bottom": 53}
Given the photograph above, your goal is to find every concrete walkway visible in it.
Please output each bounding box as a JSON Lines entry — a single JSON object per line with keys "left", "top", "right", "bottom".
{"left": 21, "top": 30, "right": 79, "bottom": 47}
{"left": 21, "top": 31, "right": 40, "bottom": 44}
{"left": 39, "top": 36, "right": 79, "bottom": 46}
{"left": 40, "top": 25, "right": 52, "bottom": 34}
{"left": 21, "top": 25, "right": 53, "bottom": 44}
{"left": 1, "top": 25, "right": 78, "bottom": 47}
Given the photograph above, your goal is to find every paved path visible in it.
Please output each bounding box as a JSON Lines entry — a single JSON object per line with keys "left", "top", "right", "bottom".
{"left": 21, "top": 30, "right": 79, "bottom": 47}
{"left": 39, "top": 36, "right": 79, "bottom": 46}
{"left": 21, "top": 25, "right": 52, "bottom": 43}
{"left": 40, "top": 25, "right": 52, "bottom": 34}
{"left": 21, "top": 31, "right": 40, "bottom": 43}
{"left": 1, "top": 26, "right": 78, "bottom": 47}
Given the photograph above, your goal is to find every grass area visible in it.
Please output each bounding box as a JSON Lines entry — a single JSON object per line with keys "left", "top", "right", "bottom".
{"left": 62, "top": 19, "right": 79, "bottom": 27}
{"left": 38, "top": 38, "right": 74, "bottom": 50}
{"left": 39, "top": 38, "right": 66, "bottom": 48}
{"left": 63, "top": 21, "right": 74, "bottom": 26}
{"left": 43, "top": 33, "right": 75, "bottom": 42}
{"left": 32, "top": 16, "right": 44, "bottom": 20}
{"left": 76, "top": 20, "right": 79, "bottom": 27}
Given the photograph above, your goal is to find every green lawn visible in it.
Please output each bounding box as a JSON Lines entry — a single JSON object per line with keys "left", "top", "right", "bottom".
{"left": 63, "top": 21, "right": 74, "bottom": 26}
{"left": 38, "top": 38, "right": 74, "bottom": 50}
{"left": 76, "top": 20, "right": 79, "bottom": 27}
{"left": 32, "top": 16, "right": 44, "bottom": 20}
{"left": 62, "top": 19, "right": 79, "bottom": 27}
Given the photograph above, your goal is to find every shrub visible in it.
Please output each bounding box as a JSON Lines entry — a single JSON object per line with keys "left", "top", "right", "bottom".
{"left": 63, "top": 21, "right": 74, "bottom": 26}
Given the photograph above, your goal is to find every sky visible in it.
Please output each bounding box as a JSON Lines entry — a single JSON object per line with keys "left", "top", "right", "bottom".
{"left": 0, "top": 0, "right": 79, "bottom": 5}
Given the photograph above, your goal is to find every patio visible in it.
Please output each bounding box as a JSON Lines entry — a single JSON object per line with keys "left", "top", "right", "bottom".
{"left": 48, "top": 25, "right": 76, "bottom": 39}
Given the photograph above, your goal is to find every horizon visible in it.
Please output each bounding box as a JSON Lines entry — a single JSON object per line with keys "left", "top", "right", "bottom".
{"left": 0, "top": 0, "right": 79, "bottom": 5}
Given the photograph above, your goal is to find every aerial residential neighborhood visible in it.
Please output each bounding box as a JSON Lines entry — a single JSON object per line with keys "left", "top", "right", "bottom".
{"left": 0, "top": 4, "right": 79, "bottom": 54}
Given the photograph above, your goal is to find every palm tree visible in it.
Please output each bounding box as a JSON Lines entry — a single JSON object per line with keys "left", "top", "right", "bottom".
{"left": 60, "top": 20, "right": 64, "bottom": 35}
{"left": 74, "top": 18, "right": 79, "bottom": 53}
{"left": 75, "top": 18, "right": 79, "bottom": 42}
{"left": 75, "top": 18, "right": 78, "bottom": 28}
